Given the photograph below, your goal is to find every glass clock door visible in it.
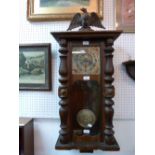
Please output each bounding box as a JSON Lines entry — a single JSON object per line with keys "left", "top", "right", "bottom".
{"left": 71, "top": 46, "right": 101, "bottom": 134}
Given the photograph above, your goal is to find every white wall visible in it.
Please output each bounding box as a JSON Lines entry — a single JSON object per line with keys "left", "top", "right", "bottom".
{"left": 19, "top": 0, "right": 135, "bottom": 120}
{"left": 19, "top": 0, "right": 135, "bottom": 155}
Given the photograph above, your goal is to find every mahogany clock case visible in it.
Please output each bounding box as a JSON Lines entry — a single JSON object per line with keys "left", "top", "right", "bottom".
{"left": 51, "top": 30, "right": 122, "bottom": 152}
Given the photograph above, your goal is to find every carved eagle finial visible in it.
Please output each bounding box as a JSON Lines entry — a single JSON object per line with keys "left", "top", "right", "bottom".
{"left": 80, "top": 7, "right": 87, "bottom": 13}
{"left": 67, "top": 8, "right": 105, "bottom": 31}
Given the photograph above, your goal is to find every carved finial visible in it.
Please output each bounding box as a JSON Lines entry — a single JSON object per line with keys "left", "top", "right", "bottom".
{"left": 67, "top": 8, "right": 105, "bottom": 31}
{"left": 80, "top": 8, "right": 88, "bottom": 13}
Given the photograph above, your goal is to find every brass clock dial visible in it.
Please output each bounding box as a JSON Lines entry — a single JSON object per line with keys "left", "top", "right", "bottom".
{"left": 72, "top": 46, "right": 100, "bottom": 75}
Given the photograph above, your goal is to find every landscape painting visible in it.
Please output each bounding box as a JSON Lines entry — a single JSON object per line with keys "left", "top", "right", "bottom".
{"left": 19, "top": 44, "right": 51, "bottom": 90}
{"left": 40, "top": 0, "right": 90, "bottom": 7}
{"left": 27, "top": 0, "right": 103, "bottom": 21}
{"left": 116, "top": 0, "right": 135, "bottom": 32}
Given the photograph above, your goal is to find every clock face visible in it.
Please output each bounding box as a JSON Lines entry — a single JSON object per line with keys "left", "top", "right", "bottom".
{"left": 72, "top": 46, "right": 100, "bottom": 75}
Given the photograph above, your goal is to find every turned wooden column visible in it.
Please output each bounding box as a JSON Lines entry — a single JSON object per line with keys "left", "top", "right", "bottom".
{"left": 58, "top": 39, "right": 71, "bottom": 144}
{"left": 103, "top": 38, "right": 115, "bottom": 145}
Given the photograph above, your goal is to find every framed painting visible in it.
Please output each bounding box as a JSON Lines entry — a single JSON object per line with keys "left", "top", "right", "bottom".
{"left": 27, "top": 0, "right": 103, "bottom": 21}
{"left": 115, "top": 0, "right": 135, "bottom": 33}
{"left": 19, "top": 44, "right": 51, "bottom": 90}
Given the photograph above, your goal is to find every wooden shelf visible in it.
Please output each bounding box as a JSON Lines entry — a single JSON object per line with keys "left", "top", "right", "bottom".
{"left": 123, "top": 60, "right": 135, "bottom": 80}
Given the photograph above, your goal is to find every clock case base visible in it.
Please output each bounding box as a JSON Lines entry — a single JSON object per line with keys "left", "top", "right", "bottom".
{"left": 55, "top": 135, "right": 120, "bottom": 152}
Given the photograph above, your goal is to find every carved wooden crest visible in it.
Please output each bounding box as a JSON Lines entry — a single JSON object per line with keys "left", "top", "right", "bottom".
{"left": 67, "top": 8, "right": 105, "bottom": 31}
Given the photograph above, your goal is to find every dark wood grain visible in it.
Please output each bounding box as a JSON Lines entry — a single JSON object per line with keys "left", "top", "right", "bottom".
{"left": 51, "top": 30, "right": 122, "bottom": 152}
{"left": 103, "top": 38, "right": 117, "bottom": 146}
{"left": 19, "top": 118, "right": 34, "bottom": 155}
{"left": 58, "top": 39, "right": 71, "bottom": 144}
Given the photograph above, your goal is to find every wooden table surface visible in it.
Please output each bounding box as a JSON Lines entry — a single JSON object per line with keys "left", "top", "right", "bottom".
{"left": 19, "top": 117, "right": 33, "bottom": 126}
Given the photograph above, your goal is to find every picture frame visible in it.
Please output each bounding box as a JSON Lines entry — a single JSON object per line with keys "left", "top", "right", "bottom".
{"left": 27, "top": 0, "right": 103, "bottom": 21}
{"left": 115, "top": 0, "right": 135, "bottom": 33}
{"left": 19, "top": 43, "right": 51, "bottom": 90}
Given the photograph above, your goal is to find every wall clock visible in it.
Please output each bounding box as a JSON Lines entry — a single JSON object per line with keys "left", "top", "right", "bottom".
{"left": 51, "top": 9, "right": 122, "bottom": 153}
